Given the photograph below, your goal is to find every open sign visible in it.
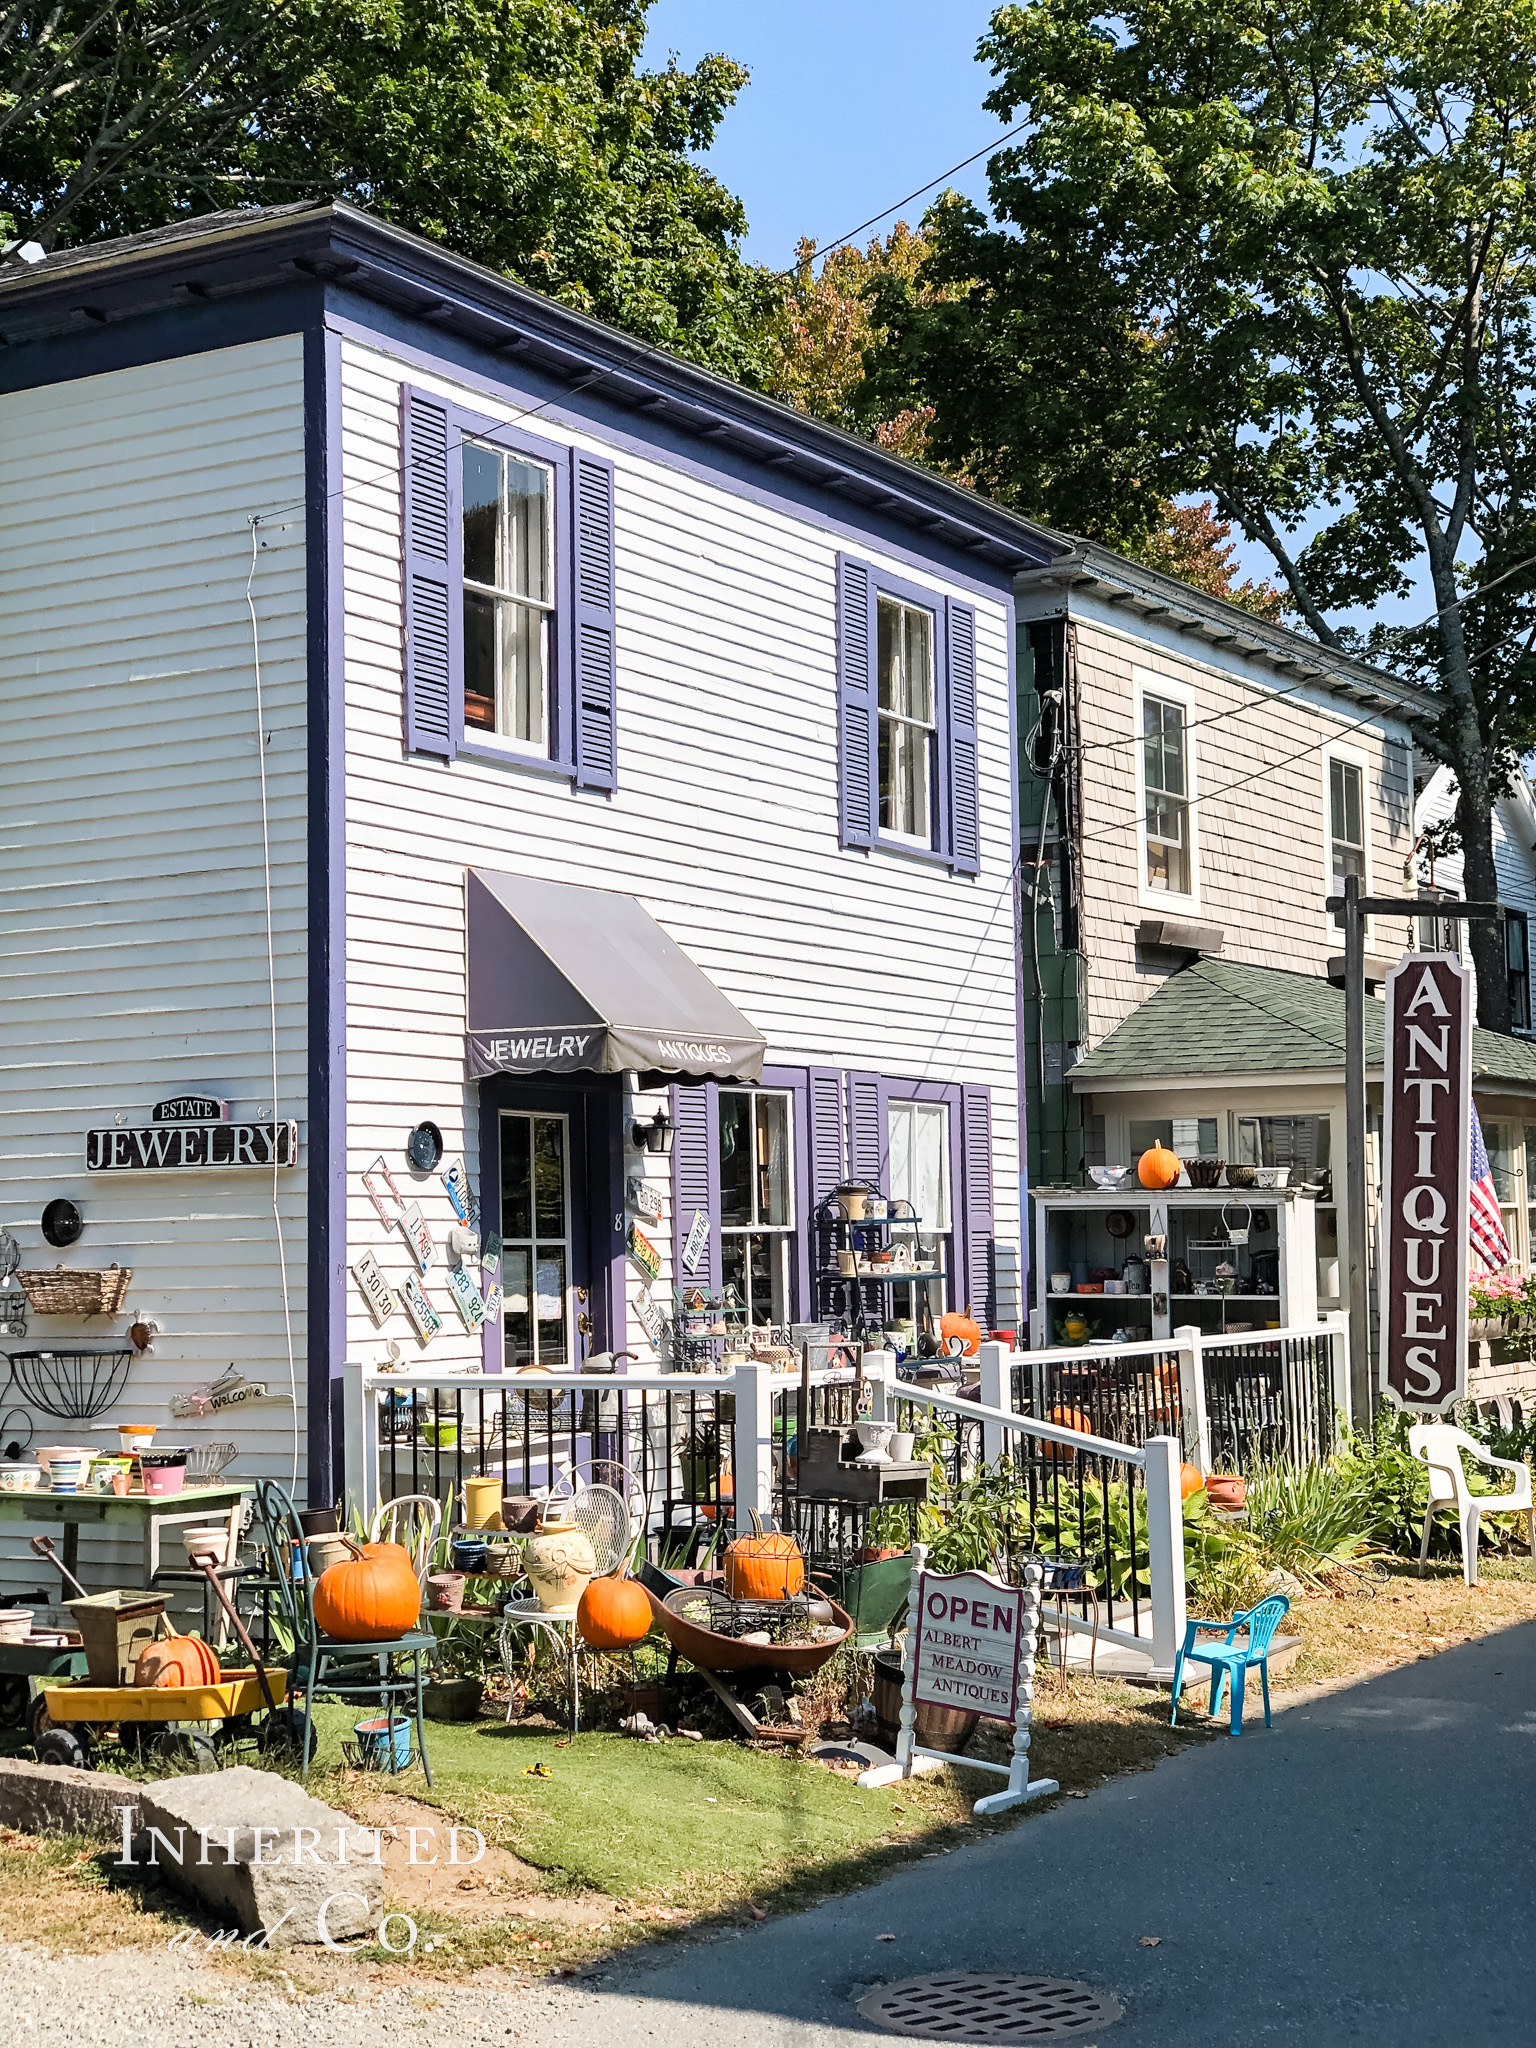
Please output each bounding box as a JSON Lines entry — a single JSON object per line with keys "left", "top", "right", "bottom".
{"left": 911, "top": 1569, "right": 1026, "bottom": 1723}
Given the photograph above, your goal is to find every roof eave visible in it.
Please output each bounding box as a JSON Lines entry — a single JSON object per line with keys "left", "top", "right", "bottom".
{"left": 1016, "top": 543, "right": 1436, "bottom": 720}
{"left": 0, "top": 201, "right": 1063, "bottom": 576}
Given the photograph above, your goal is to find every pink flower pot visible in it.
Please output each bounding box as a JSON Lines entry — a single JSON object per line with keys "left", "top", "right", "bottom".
{"left": 426, "top": 1572, "right": 466, "bottom": 1613}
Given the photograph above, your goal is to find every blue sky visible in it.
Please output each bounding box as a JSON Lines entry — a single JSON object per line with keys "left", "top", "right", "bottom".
{"left": 640, "top": 0, "right": 1012, "bottom": 270}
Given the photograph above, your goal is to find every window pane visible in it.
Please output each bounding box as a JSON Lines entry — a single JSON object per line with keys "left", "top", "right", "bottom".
{"left": 500, "top": 601, "right": 546, "bottom": 744}
{"left": 462, "top": 443, "right": 500, "bottom": 588}
{"left": 719, "top": 1091, "right": 752, "bottom": 1226}
{"left": 503, "top": 1246, "right": 532, "bottom": 1367}
{"left": 1143, "top": 698, "right": 1189, "bottom": 893}
{"left": 533, "top": 1118, "right": 565, "bottom": 1238}
{"left": 1486, "top": 1120, "right": 1516, "bottom": 1203}
{"left": 878, "top": 597, "right": 934, "bottom": 722}
{"left": 902, "top": 607, "right": 933, "bottom": 722}
{"left": 534, "top": 1247, "right": 568, "bottom": 1365}
{"left": 889, "top": 1101, "right": 949, "bottom": 1230}
{"left": 502, "top": 1115, "right": 532, "bottom": 1241}
{"left": 1129, "top": 1118, "right": 1174, "bottom": 1157}
{"left": 506, "top": 458, "right": 550, "bottom": 603}
{"left": 880, "top": 714, "right": 932, "bottom": 837}
{"left": 1329, "top": 758, "right": 1364, "bottom": 848}
{"left": 756, "top": 1094, "right": 791, "bottom": 1226}
{"left": 464, "top": 591, "right": 497, "bottom": 730}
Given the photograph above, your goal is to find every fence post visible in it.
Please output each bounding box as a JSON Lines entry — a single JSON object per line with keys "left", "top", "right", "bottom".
{"left": 1174, "top": 1324, "right": 1210, "bottom": 1473}
{"left": 1325, "top": 1309, "right": 1351, "bottom": 1424}
{"left": 731, "top": 1360, "right": 777, "bottom": 1534}
{"left": 343, "top": 1361, "right": 376, "bottom": 1523}
{"left": 1143, "top": 1435, "right": 1186, "bottom": 1681}
{"left": 864, "top": 1347, "right": 893, "bottom": 1425}
{"left": 977, "top": 1341, "right": 1009, "bottom": 1464}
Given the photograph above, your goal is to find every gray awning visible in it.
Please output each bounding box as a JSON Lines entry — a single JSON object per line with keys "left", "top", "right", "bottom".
{"left": 466, "top": 869, "right": 766, "bottom": 1082}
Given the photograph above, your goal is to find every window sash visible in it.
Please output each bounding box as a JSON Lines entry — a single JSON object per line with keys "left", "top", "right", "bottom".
{"left": 889, "top": 1100, "right": 950, "bottom": 1232}
{"left": 1143, "top": 697, "right": 1190, "bottom": 893}
{"left": 878, "top": 595, "right": 937, "bottom": 844}
{"left": 718, "top": 1090, "right": 794, "bottom": 1231}
{"left": 462, "top": 438, "right": 556, "bottom": 748}
{"left": 1509, "top": 912, "right": 1531, "bottom": 1030}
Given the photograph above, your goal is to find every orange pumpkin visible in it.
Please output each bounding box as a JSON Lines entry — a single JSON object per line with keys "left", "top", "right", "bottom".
{"left": 1137, "top": 1141, "right": 1182, "bottom": 1190}
{"left": 724, "top": 1511, "right": 805, "bottom": 1601}
{"left": 313, "top": 1538, "right": 422, "bottom": 1641}
{"left": 578, "top": 1566, "right": 653, "bottom": 1651}
{"left": 135, "top": 1633, "right": 221, "bottom": 1688}
{"left": 1043, "top": 1405, "right": 1094, "bottom": 1461}
{"left": 940, "top": 1308, "right": 985, "bottom": 1359}
{"left": 1180, "top": 1462, "right": 1206, "bottom": 1500}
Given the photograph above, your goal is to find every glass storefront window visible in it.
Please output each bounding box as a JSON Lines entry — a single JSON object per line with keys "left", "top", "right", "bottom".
{"left": 719, "top": 1091, "right": 793, "bottom": 1327}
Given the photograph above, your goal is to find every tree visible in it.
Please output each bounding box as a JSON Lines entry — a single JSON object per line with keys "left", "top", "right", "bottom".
{"left": 1136, "top": 503, "right": 1283, "bottom": 619}
{"left": 1, "top": 0, "right": 776, "bottom": 380}
{"left": 867, "top": 1, "right": 1536, "bottom": 1028}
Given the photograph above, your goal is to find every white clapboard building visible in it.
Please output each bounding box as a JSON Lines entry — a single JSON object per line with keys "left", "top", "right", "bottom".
{"left": 0, "top": 203, "right": 1048, "bottom": 1545}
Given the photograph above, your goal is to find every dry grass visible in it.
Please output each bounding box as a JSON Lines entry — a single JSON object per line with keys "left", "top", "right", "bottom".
{"left": 6, "top": 1562, "right": 1535, "bottom": 1984}
{"left": 1274, "top": 1555, "right": 1536, "bottom": 1691}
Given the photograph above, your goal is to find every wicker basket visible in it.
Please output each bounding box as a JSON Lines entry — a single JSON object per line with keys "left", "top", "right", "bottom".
{"left": 17, "top": 1264, "right": 132, "bottom": 1317}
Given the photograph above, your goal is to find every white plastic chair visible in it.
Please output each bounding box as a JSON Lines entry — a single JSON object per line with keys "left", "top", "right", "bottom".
{"left": 369, "top": 1492, "right": 444, "bottom": 1589}
{"left": 1408, "top": 1424, "right": 1536, "bottom": 1586}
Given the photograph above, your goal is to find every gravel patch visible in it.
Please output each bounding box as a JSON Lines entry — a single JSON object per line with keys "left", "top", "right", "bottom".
{"left": 0, "top": 1942, "right": 606, "bottom": 2047}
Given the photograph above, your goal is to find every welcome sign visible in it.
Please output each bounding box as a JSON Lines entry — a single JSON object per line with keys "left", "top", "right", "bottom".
{"left": 911, "top": 1569, "right": 1025, "bottom": 1723}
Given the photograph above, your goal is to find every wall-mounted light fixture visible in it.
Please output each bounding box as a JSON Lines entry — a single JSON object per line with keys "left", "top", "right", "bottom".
{"left": 631, "top": 1108, "right": 674, "bottom": 1155}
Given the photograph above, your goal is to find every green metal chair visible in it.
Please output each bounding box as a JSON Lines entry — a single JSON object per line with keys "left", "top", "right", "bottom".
{"left": 253, "top": 1479, "right": 435, "bottom": 1783}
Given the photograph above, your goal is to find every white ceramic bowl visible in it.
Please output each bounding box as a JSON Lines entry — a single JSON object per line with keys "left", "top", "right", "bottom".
{"left": 0, "top": 1610, "right": 33, "bottom": 1643}
{"left": 36, "top": 1445, "right": 97, "bottom": 1472}
{"left": 1252, "top": 1166, "right": 1290, "bottom": 1188}
{"left": 0, "top": 1466, "right": 43, "bottom": 1494}
{"left": 180, "top": 1526, "right": 230, "bottom": 1564}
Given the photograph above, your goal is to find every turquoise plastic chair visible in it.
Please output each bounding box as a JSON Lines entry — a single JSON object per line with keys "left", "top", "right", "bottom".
{"left": 1170, "top": 1595, "right": 1290, "bottom": 1736}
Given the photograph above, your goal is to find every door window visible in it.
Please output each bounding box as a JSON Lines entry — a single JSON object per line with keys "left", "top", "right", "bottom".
{"left": 718, "top": 1090, "right": 793, "bottom": 1327}
{"left": 500, "top": 1111, "right": 572, "bottom": 1368}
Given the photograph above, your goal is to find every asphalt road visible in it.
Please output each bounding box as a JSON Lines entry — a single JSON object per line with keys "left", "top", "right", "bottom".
{"left": 544, "top": 1616, "right": 1536, "bottom": 2046}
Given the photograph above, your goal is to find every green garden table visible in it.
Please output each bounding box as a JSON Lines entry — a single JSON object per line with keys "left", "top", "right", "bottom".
{"left": 0, "top": 1483, "right": 251, "bottom": 1589}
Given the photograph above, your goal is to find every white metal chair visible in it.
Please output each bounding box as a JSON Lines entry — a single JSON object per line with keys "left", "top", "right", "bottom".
{"left": 369, "top": 1493, "right": 444, "bottom": 1589}
{"left": 1408, "top": 1424, "right": 1536, "bottom": 1586}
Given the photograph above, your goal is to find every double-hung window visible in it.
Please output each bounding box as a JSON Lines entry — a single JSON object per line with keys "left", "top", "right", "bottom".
{"left": 878, "top": 596, "right": 937, "bottom": 842}
{"left": 1508, "top": 910, "right": 1532, "bottom": 1030}
{"left": 1142, "top": 696, "right": 1191, "bottom": 896}
{"left": 718, "top": 1090, "right": 794, "bottom": 1327}
{"left": 462, "top": 441, "right": 555, "bottom": 746}
{"left": 402, "top": 385, "right": 618, "bottom": 789}
{"left": 1328, "top": 757, "right": 1367, "bottom": 927}
{"left": 836, "top": 555, "right": 981, "bottom": 874}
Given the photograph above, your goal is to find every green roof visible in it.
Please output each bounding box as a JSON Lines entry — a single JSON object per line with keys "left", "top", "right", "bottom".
{"left": 1070, "top": 957, "right": 1536, "bottom": 1093}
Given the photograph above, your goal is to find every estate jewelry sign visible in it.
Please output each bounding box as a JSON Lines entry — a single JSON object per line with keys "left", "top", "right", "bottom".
{"left": 1382, "top": 952, "right": 1472, "bottom": 1409}
{"left": 87, "top": 1122, "right": 298, "bottom": 1172}
{"left": 152, "top": 1095, "right": 230, "bottom": 1124}
{"left": 910, "top": 1568, "right": 1026, "bottom": 1722}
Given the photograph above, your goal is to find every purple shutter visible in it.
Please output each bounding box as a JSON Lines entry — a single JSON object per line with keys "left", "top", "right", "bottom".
{"left": 837, "top": 555, "right": 877, "bottom": 848}
{"left": 571, "top": 449, "right": 618, "bottom": 791}
{"left": 670, "top": 1082, "right": 720, "bottom": 1291}
{"left": 946, "top": 598, "right": 980, "bottom": 875}
{"left": 402, "top": 386, "right": 458, "bottom": 760}
{"left": 807, "top": 1068, "right": 846, "bottom": 1209}
{"left": 847, "top": 1071, "right": 887, "bottom": 1188}
{"left": 960, "top": 1084, "right": 995, "bottom": 1324}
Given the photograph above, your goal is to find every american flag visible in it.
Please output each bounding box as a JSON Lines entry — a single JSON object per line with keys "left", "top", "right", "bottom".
{"left": 1470, "top": 1102, "right": 1512, "bottom": 1270}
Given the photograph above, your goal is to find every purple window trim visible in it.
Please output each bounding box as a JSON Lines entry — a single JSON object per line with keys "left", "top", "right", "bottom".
{"left": 400, "top": 382, "right": 588, "bottom": 780}
{"left": 402, "top": 384, "right": 458, "bottom": 761}
{"left": 834, "top": 553, "right": 980, "bottom": 875}
{"left": 571, "top": 448, "right": 618, "bottom": 794}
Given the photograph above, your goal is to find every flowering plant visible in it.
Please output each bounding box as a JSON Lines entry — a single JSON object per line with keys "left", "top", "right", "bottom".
{"left": 1469, "top": 1270, "right": 1529, "bottom": 1324}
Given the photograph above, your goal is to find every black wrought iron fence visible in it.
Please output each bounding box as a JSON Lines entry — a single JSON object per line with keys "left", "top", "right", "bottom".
{"left": 375, "top": 1380, "right": 732, "bottom": 1554}
{"left": 1012, "top": 1345, "right": 1186, "bottom": 1453}
{"left": 1202, "top": 1333, "right": 1337, "bottom": 1470}
{"left": 885, "top": 1386, "right": 1149, "bottom": 1641}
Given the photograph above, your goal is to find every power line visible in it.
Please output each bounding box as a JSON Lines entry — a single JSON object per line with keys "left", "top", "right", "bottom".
{"left": 792, "top": 122, "right": 1029, "bottom": 275}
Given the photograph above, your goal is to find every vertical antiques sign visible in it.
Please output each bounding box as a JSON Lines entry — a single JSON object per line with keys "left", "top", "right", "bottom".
{"left": 1381, "top": 952, "right": 1472, "bottom": 1409}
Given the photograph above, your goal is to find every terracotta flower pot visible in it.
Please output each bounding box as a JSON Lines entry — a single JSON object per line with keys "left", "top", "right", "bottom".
{"left": 1205, "top": 1474, "right": 1247, "bottom": 1511}
{"left": 426, "top": 1571, "right": 466, "bottom": 1613}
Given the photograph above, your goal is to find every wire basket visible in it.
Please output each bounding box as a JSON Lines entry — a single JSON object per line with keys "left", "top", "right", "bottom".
{"left": 4, "top": 1347, "right": 133, "bottom": 1421}
{"left": 183, "top": 1442, "right": 239, "bottom": 1484}
{"left": 17, "top": 1265, "right": 132, "bottom": 1318}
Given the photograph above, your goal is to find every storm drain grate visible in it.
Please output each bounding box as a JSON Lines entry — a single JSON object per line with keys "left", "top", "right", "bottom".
{"left": 857, "top": 1972, "right": 1123, "bottom": 2041}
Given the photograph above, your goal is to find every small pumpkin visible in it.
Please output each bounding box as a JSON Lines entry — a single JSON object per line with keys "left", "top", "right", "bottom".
{"left": 724, "top": 1510, "right": 805, "bottom": 1602}
{"left": 577, "top": 1562, "right": 653, "bottom": 1651}
{"left": 1043, "top": 1406, "right": 1094, "bottom": 1461}
{"left": 1137, "top": 1141, "right": 1182, "bottom": 1190}
{"left": 1179, "top": 1462, "right": 1206, "bottom": 1500}
{"left": 313, "top": 1537, "right": 422, "bottom": 1641}
{"left": 940, "top": 1308, "right": 985, "bottom": 1359}
{"left": 135, "top": 1633, "right": 221, "bottom": 1688}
